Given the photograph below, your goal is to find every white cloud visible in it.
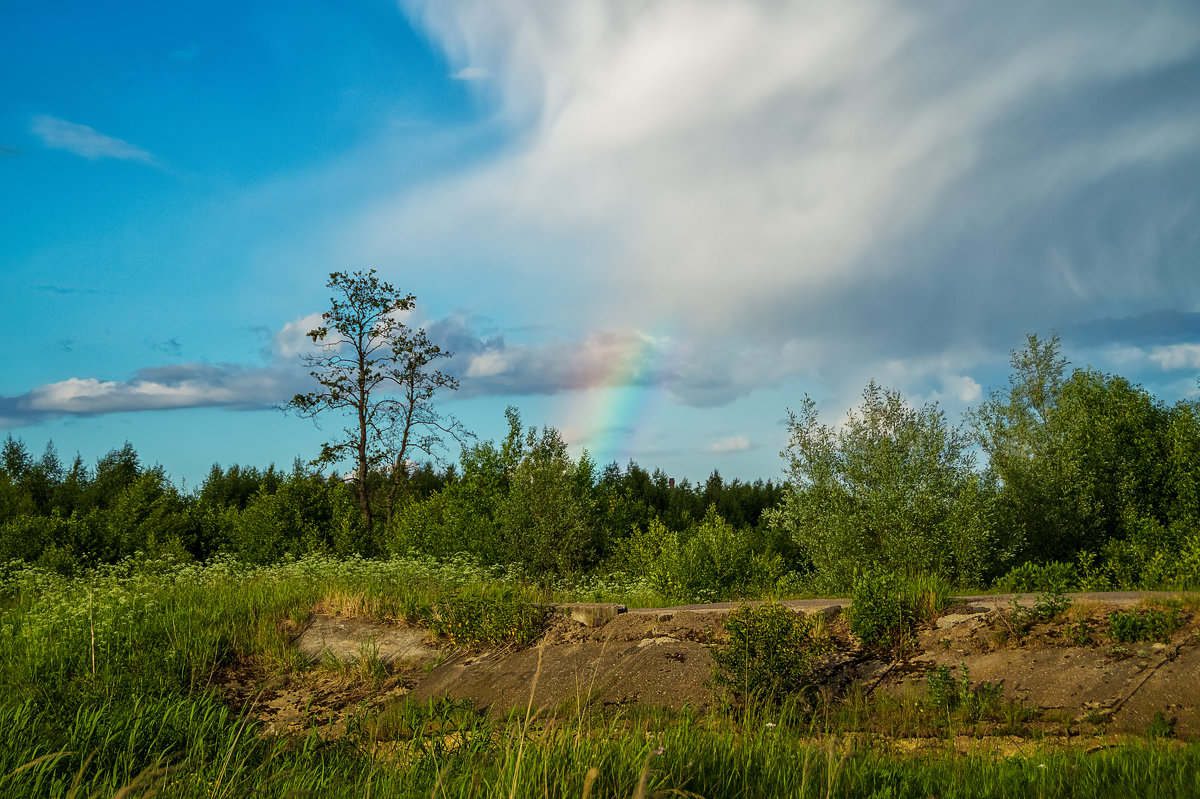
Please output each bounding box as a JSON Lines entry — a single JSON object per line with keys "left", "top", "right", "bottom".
{"left": 1148, "top": 343, "right": 1200, "bottom": 371}
{"left": 452, "top": 66, "right": 488, "bottom": 80}
{"left": 23, "top": 366, "right": 287, "bottom": 415}
{"left": 942, "top": 375, "right": 983, "bottom": 404}
{"left": 273, "top": 313, "right": 325, "bottom": 360}
{"left": 359, "top": 1, "right": 1200, "bottom": 410}
{"left": 31, "top": 115, "right": 156, "bottom": 164}
{"left": 464, "top": 351, "right": 509, "bottom": 378}
{"left": 707, "top": 435, "right": 751, "bottom": 453}
{"left": 1110, "top": 342, "right": 1200, "bottom": 372}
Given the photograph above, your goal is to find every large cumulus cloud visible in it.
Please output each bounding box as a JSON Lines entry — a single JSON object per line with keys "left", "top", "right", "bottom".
{"left": 354, "top": 0, "right": 1200, "bottom": 408}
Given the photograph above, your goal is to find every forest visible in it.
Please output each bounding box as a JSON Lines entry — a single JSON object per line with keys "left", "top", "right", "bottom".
{"left": 3, "top": 332, "right": 1198, "bottom": 600}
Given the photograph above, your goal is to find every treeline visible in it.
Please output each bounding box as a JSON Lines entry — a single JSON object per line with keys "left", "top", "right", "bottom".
{"left": 0, "top": 408, "right": 786, "bottom": 598}
{"left": 3, "top": 333, "right": 1199, "bottom": 599}
{"left": 770, "top": 334, "right": 1200, "bottom": 594}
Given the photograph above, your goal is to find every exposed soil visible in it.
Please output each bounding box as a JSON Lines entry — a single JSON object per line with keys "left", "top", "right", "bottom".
{"left": 218, "top": 593, "right": 1200, "bottom": 742}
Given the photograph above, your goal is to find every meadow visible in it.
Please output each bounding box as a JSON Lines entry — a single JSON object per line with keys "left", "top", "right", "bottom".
{"left": 2, "top": 553, "right": 1198, "bottom": 799}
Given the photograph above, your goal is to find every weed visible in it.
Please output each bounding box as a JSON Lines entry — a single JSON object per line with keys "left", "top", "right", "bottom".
{"left": 924, "top": 661, "right": 1005, "bottom": 722}
{"left": 711, "top": 602, "right": 832, "bottom": 705}
{"left": 1005, "top": 587, "right": 1073, "bottom": 643}
{"left": 848, "top": 567, "right": 947, "bottom": 653}
{"left": 925, "top": 664, "right": 957, "bottom": 712}
{"left": 1147, "top": 710, "right": 1176, "bottom": 740}
{"left": 1034, "top": 586, "right": 1072, "bottom": 619}
{"left": 1108, "top": 607, "right": 1184, "bottom": 643}
{"left": 1068, "top": 619, "right": 1093, "bottom": 646}
{"left": 426, "top": 592, "right": 550, "bottom": 649}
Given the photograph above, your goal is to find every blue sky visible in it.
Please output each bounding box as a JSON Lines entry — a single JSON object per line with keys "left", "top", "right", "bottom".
{"left": 3, "top": 1, "right": 1199, "bottom": 486}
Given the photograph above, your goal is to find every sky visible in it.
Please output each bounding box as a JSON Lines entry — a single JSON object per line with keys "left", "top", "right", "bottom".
{"left": 2, "top": 0, "right": 1199, "bottom": 487}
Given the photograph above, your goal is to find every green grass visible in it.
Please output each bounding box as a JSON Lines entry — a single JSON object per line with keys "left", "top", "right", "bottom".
{"left": 5, "top": 696, "right": 1200, "bottom": 797}
{"left": 3, "top": 554, "right": 1199, "bottom": 798}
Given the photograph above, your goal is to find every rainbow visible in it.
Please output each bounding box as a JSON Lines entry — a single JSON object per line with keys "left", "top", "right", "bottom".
{"left": 563, "top": 330, "right": 671, "bottom": 467}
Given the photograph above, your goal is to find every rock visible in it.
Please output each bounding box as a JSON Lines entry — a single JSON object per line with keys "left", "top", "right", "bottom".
{"left": 638, "top": 636, "right": 679, "bottom": 647}
{"left": 810, "top": 605, "right": 842, "bottom": 622}
{"left": 557, "top": 603, "right": 627, "bottom": 627}
{"left": 292, "top": 614, "right": 441, "bottom": 667}
{"left": 937, "top": 612, "right": 987, "bottom": 630}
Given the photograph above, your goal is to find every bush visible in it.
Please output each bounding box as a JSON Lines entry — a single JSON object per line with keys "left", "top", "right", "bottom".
{"left": 614, "top": 508, "right": 796, "bottom": 603}
{"left": 230, "top": 471, "right": 367, "bottom": 563}
{"left": 769, "top": 383, "right": 994, "bottom": 594}
{"left": 995, "top": 560, "right": 1078, "bottom": 593}
{"left": 848, "top": 566, "right": 907, "bottom": 650}
{"left": 426, "top": 591, "right": 550, "bottom": 649}
{"left": 1107, "top": 606, "right": 1185, "bottom": 643}
{"left": 848, "top": 567, "right": 950, "bottom": 652}
{"left": 711, "top": 602, "right": 832, "bottom": 703}
{"left": 494, "top": 426, "right": 597, "bottom": 575}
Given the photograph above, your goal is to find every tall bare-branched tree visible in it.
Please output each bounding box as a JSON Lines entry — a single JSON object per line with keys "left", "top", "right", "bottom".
{"left": 286, "top": 269, "right": 465, "bottom": 530}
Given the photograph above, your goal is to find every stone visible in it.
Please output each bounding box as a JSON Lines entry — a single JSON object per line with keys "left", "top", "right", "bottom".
{"left": 936, "top": 612, "right": 988, "bottom": 630}
{"left": 557, "top": 603, "right": 627, "bottom": 627}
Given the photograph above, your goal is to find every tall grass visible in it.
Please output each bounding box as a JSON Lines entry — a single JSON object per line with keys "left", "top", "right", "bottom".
{"left": 3, "top": 555, "right": 1198, "bottom": 798}
{"left": 6, "top": 696, "right": 1200, "bottom": 797}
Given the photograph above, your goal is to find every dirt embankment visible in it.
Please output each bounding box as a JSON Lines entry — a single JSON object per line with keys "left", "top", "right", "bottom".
{"left": 223, "top": 594, "right": 1200, "bottom": 739}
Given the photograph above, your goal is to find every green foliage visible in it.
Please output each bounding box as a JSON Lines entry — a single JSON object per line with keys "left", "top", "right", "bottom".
{"left": 847, "top": 566, "right": 949, "bottom": 652}
{"left": 926, "top": 662, "right": 967, "bottom": 712}
{"left": 426, "top": 591, "right": 550, "bottom": 649}
{"left": 925, "top": 662, "right": 1005, "bottom": 722}
{"left": 711, "top": 602, "right": 832, "bottom": 703}
{"left": 770, "top": 382, "right": 993, "bottom": 593}
{"left": 975, "top": 333, "right": 1200, "bottom": 577}
{"left": 996, "top": 560, "right": 1078, "bottom": 593}
{"left": 1148, "top": 710, "right": 1176, "bottom": 740}
{"left": 847, "top": 565, "right": 908, "bottom": 651}
{"left": 494, "top": 418, "right": 598, "bottom": 575}
{"left": 1005, "top": 588, "right": 1072, "bottom": 641}
{"left": 285, "top": 269, "right": 461, "bottom": 531}
{"left": 231, "top": 468, "right": 368, "bottom": 563}
{"left": 1107, "top": 606, "right": 1185, "bottom": 643}
{"left": 1033, "top": 586, "right": 1072, "bottom": 619}
{"left": 1068, "top": 618, "right": 1094, "bottom": 646}
{"left": 614, "top": 507, "right": 796, "bottom": 603}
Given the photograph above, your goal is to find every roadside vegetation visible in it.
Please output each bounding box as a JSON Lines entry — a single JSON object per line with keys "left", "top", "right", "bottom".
{"left": 4, "top": 307, "right": 1200, "bottom": 795}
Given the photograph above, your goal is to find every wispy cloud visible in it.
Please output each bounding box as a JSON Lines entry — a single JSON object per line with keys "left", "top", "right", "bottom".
{"left": 707, "top": 435, "right": 751, "bottom": 454}
{"left": 360, "top": 1, "right": 1200, "bottom": 417}
{"left": 1, "top": 310, "right": 794, "bottom": 427}
{"left": 451, "top": 66, "right": 487, "bottom": 81}
{"left": 31, "top": 115, "right": 156, "bottom": 164}
{"left": 150, "top": 338, "right": 183, "bottom": 357}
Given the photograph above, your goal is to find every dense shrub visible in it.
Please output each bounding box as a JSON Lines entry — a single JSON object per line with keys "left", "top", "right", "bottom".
{"left": 494, "top": 425, "right": 598, "bottom": 575}
{"left": 848, "top": 567, "right": 950, "bottom": 652}
{"left": 995, "top": 560, "right": 1078, "bottom": 593}
{"left": 615, "top": 507, "right": 796, "bottom": 603}
{"left": 230, "top": 470, "right": 367, "bottom": 563}
{"left": 711, "top": 601, "right": 832, "bottom": 703}
{"left": 768, "top": 383, "right": 995, "bottom": 594}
